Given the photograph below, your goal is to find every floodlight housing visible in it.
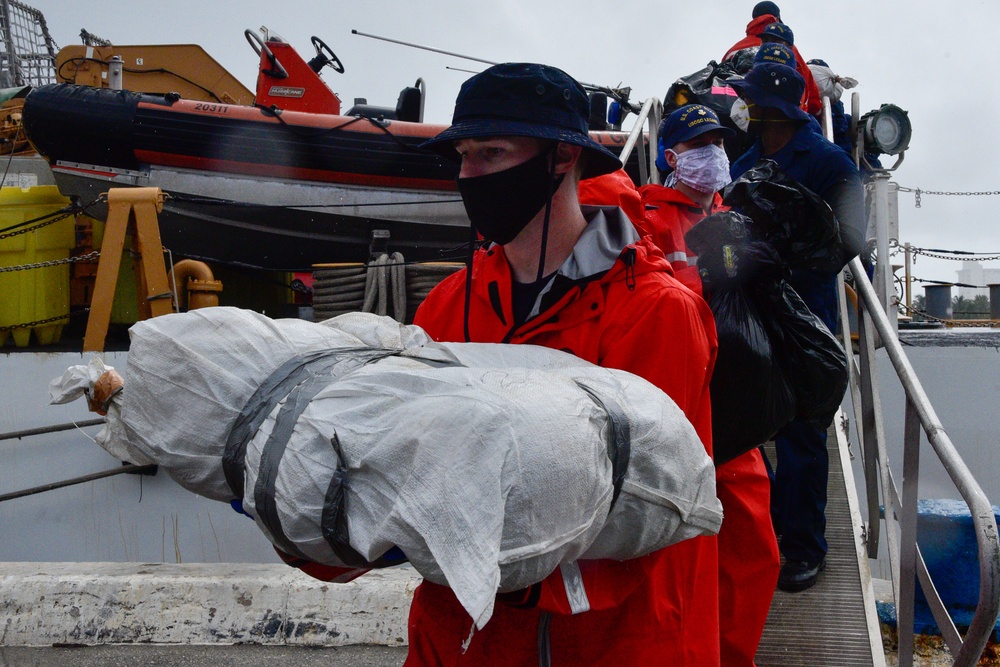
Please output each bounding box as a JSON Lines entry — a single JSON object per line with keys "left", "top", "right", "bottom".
{"left": 860, "top": 104, "right": 911, "bottom": 156}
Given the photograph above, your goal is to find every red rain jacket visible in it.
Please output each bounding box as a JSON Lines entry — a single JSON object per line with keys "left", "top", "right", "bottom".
{"left": 637, "top": 184, "right": 780, "bottom": 667}
{"left": 404, "top": 207, "right": 721, "bottom": 666}
{"left": 723, "top": 14, "right": 823, "bottom": 117}
{"left": 577, "top": 168, "right": 646, "bottom": 230}
{"left": 636, "top": 184, "right": 726, "bottom": 296}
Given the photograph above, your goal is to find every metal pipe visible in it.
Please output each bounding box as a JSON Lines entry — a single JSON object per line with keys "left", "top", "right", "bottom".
{"left": 108, "top": 55, "right": 123, "bottom": 90}
{"left": 896, "top": 400, "right": 922, "bottom": 667}
{"left": 904, "top": 243, "right": 912, "bottom": 311}
{"left": 618, "top": 97, "right": 656, "bottom": 169}
{"left": 870, "top": 173, "right": 897, "bottom": 330}
{"left": 858, "top": 305, "right": 884, "bottom": 559}
{"left": 822, "top": 96, "right": 834, "bottom": 142}
{"left": 0, "top": 464, "right": 158, "bottom": 503}
{"left": 169, "top": 259, "right": 222, "bottom": 311}
{"left": 850, "top": 255, "right": 1000, "bottom": 665}
{"left": 0, "top": 418, "right": 105, "bottom": 442}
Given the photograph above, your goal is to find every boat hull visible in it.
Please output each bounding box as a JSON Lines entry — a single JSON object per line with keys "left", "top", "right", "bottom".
{"left": 51, "top": 162, "right": 471, "bottom": 268}
{"left": 24, "top": 84, "right": 641, "bottom": 269}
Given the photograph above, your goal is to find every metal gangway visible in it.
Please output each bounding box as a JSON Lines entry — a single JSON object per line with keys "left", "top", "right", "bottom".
{"left": 618, "top": 96, "right": 1000, "bottom": 666}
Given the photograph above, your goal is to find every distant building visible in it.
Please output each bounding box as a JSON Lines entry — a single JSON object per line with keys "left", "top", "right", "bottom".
{"left": 956, "top": 261, "right": 1000, "bottom": 299}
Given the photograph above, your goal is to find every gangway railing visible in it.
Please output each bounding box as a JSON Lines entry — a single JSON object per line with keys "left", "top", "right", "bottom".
{"left": 624, "top": 92, "right": 999, "bottom": 664}
{"left": 616, "top": 97, "right": 662, "bottom": 186}
{"left": 840, "top": 258, "right": 1000, "bottom": 666}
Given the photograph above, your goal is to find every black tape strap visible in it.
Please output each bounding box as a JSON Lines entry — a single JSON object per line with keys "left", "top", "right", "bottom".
{"left": 223, "top": 350, "right": 344, "bottom": 499}
{"left": 320, "top": 432, "right": 373, "bottom": 567}
{"left": 575, "top": 382, "right": 631, "bottom": 510}
{"left": 247, "top": 348, "right": 398, "bottom": 560}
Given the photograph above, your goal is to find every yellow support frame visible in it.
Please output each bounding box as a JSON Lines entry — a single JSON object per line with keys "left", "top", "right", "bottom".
{"left": 83, "top": 188, "right": 174, "bottom": 352}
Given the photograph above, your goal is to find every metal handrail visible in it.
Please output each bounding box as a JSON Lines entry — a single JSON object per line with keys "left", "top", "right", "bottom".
{"left": 847, "top": 257, "right": 1000, "bottom": 666}
{"left": 616, "top": 97, "right": 662, "bottom": 186}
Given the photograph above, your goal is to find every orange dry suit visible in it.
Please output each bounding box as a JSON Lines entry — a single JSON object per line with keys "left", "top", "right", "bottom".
{"left": 639, "top": 183, "right": 780, "bottom": 667}
{"left": 405, "top": 206, "right": 721, "bottom": 666}
{"left": 723, "top": 13, "right": 823, "bottom": 117}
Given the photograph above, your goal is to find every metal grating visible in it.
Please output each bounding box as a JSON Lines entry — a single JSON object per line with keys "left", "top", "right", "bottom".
{"left": 756, "top": 426, "right": 882, "bottom": 666}
{"left": 0, "top": 0, "right": 57, "bottom": 87}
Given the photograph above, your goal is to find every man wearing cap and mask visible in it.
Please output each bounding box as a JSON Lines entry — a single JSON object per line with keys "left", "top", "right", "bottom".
{"left": 638, "top": 104, "right": 780, "bottom": 667}
{"left": 730, "top": 41, "right": 823, "bottom": 138}
{"left": 728, "top": 62, "right": 865, "bottom": 593}
{"left": 407, "top": 63, "right": 720, "bottom": 665}
{"left": 640, "top": 104, "right": 734, "bottom": 292}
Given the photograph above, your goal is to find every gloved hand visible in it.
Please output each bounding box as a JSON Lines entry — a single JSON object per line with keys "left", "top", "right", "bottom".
{"left": 496, "top": 582, "right": 542, "bottom": 609}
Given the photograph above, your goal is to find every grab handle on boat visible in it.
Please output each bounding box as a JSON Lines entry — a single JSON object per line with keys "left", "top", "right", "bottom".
{"left": 244, "top": 29, "right": 288, "bottom": 79}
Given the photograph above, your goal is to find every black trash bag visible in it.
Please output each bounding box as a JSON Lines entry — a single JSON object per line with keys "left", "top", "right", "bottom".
{"left": 707, "top": 283, "right": 797, "bottom": 465}
{"left": 764, "top": 283, "right": 849, "bottom": 425}
{"left": 722, "top": 46, "right": 759, "bottom": 76}
{"left": 662, "top": 62, "right": 750, "bottom": 164}
{"left": 686, "top": 213, "right": 793, "bottom": 463}
{"left": 685, "top": 211, "right": 850, "bottom": 463}
{"left": 722, "top": 160, "right": 845, "bottom": 273}
{"left": 663, "top": 61, "right": 742, "bottom": 119}
{"left": 685, "top": 211, "right": 788, "bottom": 291}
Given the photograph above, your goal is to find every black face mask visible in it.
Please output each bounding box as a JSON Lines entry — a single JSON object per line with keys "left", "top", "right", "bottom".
{"left": 456, "top": 147, "right": 565, "bottom": 245}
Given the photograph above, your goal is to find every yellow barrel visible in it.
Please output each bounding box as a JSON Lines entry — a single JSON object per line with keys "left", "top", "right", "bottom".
{"left": 0, "top": 186, "right": 75, "bottom": 347}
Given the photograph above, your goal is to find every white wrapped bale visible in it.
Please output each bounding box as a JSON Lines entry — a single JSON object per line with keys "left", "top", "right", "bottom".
{"left": 50, "top": 308, "right": 722, "bottom": 629}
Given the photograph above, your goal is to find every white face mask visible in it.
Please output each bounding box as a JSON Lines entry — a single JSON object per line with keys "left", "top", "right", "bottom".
{"left": 665, "top": 143, "right": 732, "bottom": 194}
{"left": 730, "top": 99, "right": 751, "bottom": 132}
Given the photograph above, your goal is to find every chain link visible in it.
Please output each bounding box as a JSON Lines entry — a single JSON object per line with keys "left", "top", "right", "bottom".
{"left": 0, "top": 211, "right": 76, "bottom": 240}
{"left": 0, "top": 250, "right": 101, "bottom": 273}
{"left": 895, "top": 186, "right": 1000, "bottom": 209}
{"left": 898, "top": 302, "right": 999, "bottom": 328}
{"left": 918, "top": 189, "right": 1000, "bottom": 197}
{"left": 0, "top": 309, "right": 89, "bottom": 333}
{"left": 909, "top": 248, "right": 1000, "bottom": 263}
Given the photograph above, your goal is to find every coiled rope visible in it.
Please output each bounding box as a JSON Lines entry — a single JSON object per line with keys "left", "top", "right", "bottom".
{"left": 312, "top": 253, "right": 463, "bottom": 324}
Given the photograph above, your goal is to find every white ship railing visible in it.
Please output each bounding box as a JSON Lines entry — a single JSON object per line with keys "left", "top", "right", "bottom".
{"left": 829, "top": 91, "right": 1000, "bottom": 666}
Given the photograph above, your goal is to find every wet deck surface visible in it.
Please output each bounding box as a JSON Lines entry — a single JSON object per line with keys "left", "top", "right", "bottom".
{"left": 756, "top": 427, "right": 880, "bottom": 667}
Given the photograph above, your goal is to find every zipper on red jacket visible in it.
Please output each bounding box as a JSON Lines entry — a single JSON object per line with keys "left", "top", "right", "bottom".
{"left": 624, "top": 247, "right": 636, "bottom": 291}
{"left": 488, "top": 281, "right": 507, "bottom": 327}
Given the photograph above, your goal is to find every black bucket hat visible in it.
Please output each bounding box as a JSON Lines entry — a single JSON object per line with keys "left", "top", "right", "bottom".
{"left": 421, "top": 63, "right": 622, "bottom": 179}
{"left": 728, "top": 62, "right": 812, "bottom": 124}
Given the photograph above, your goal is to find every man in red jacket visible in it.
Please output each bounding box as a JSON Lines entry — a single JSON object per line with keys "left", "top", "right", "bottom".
{"left": 638, "top": 104, "right": 780, "bottom": 667}
{"left": 722, "top": 3, "right": 822, "bottom": 117}
{"left": 407, "top": 63, "right": 721, "bottom": 666}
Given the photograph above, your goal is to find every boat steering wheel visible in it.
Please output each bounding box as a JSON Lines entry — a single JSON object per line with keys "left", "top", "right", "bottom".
{"left": 310, "top": 36, "right": 345, "bottom": 74}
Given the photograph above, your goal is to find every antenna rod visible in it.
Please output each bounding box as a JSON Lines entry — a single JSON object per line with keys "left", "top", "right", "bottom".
{"left": 351, "top": 28, "right": 633, "bottom": 111}
{"left": 352, "top": 29, "right": 498, "bottom": 66}
{"left": 446, "top": 65, "right": 481, "bottom": 75}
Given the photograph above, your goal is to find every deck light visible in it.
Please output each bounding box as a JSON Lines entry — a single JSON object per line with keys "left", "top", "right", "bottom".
{"left": 860, "top": 104, "right": 911, "bottom": 156}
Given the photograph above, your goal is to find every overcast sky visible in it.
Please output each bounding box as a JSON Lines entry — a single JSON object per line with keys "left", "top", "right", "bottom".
{"left": 30, "top": 0, "right": 1000, "bottom": 291}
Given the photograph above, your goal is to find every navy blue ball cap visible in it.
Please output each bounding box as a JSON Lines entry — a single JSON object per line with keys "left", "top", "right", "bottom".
{"left": 761, "top": 22, "right": 794, "bottom": 45}
{"left": 421, "top": 63, "right": 622, "bottom": 179}
{"left": 727, "top": 62, "right": 811, "bottom": 123}
{"left": 755, "top": 42, "right": 796, "bottom": 68}
{"left": 659, "top": 104, "right": 735, "bottom": 150}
